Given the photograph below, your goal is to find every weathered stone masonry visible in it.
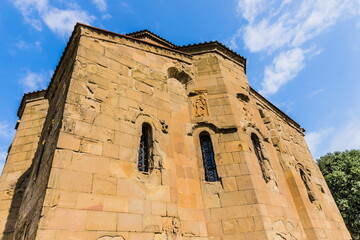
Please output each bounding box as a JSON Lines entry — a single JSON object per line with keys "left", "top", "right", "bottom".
{"left": 0, "top": 23, "right": 351, "bottom": 240}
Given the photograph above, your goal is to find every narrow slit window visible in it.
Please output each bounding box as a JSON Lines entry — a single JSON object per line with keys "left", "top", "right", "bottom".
{"left": 200, "top": 132, "right": 219, "bottom": 182}
{"left": 138, "top": 123, "right": 153, "bottom": 172}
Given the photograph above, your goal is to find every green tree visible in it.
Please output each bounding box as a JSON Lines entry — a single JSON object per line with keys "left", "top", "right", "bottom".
{"left": 317, "top": 149, "right": 360, "bottom": 240}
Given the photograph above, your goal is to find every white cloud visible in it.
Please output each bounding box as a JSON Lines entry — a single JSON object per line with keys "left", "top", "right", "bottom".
{"left": 20, "top": 71, "right": 50, "bottom": 92}
{"left": 235, "top": 0, "right": 360, "bottom": 95}
{"left": 306, "top": 111, "right": 360, "bottom": 158}
{"left": 238, "top": 0, "right": 360, "bottom": 53}
{"left": 43, "top": 8, "right": 94, "bottom": 37}
{"left": 13, "top": 0, "right": 94, "bottom": 37}
{"left": 305, "top": 128, "right": 333, "bottom": 158}
{"left": 260, "top": 48, "right": 305, "bottom": 95}
{"left": 92, "top": 0, "right": 107, "bottom": 12}
{"left": 243, "top": 19, "right": 292, "bottom": 53}
{"left": 15, "top": 40, "right": 42, "bottom": 51}
{"left": 14, "top": 0, "right": 48, "bottom": 30}
{"left": 102, "top": 13, "right": 112, "bottom": 20}
{"left": 236, "top": 0, "right": 267, "bottom": 22}
{"left": 327, "top": 115, "right": 360, "bottom": 153}
{"left": 119, "top": 2, "right": 130, "bottom": 8}
{"left": 308, "top": 88, "right": 325, "bottom": 97}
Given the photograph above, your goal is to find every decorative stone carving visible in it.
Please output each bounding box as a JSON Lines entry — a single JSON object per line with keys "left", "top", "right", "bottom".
{"left": 299, "top": 168, "right": 322, "bottom": 210}
{"left": 190, "top": 94, "right": 209, "bottom": 118}
{"left": 160, "top": 120, "right": 169, "bottom": 133}
{"left": 236, "top": 93, "right": 250, "bottom": 102}
{"left": 98, "top": 236, "right": 125, "bottom": 240}
{"left": 251, "top": 133, "right": 279, "bottom": 192}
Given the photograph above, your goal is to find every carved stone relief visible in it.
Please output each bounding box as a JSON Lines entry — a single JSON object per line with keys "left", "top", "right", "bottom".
{"left": 251, "top": 133, "right": 279, "bottom": 192}
{"left": 190, "top": 93, "right": 209, "bottom": 118}
{"left": 298, "top": 167, "right": 322, "bottom": 210}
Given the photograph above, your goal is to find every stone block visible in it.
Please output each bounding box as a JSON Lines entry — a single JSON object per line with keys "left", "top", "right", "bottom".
{"left": 222, "top": 219, "right": 235, "bottom": 234}
{"left": 220, "top": 191, "right": 247, "bottom": 207}
{"left": 128, "top": 198, "right": 145, "bottom": 214}
{"left": 103, "top": 196, "right": 128, "bottom": 212}
{"left": 147, "top": 185, "right": 171, "bottom": 202}
{"left": 92, "top": 175, "right": 117, "bottom": 195}
{"left": 103, "top": 142, "right": 119, "bottom": 159}
{"left": 203, "top": 194, "right": 221, "bottom": 209}
{"left": 86, "top": 211, "right": 117, "bottom": 231}
{"left": 117, "top": 213, "right": 143, "bottom": 232}
{"left": 109, "top": 160, "right": 136, "bottom": 178}
{"left": 207, "top": 221, "right": 223, "bottom": 236}
{"left": 221, "top": 177, "right": 238, "bottom": 192}
{"left": 181, "top": 220, "right": 200, "bottom": 236}
{"left": 57, "top": 132, "right": 80, "bottom": 151}
{"left": 48, "top": 168, "right": 93, "bottom": 193}
{"left": 117, "top": 179, "right": 145, "bottom": 198}
{"left": 224, "top": 141, "right": 244, "bottom": 153}
{"left": 128, "top": 232, "right": 154, "bottom": 240}
{"left": 77, "top": 193, "right": 104, "bottom": 211}
{"left": 143, "top": 215, "right": 162, "bottom": 232}
{"left": 80, "top": 139, "right": 103, "bottom": 156}
{"left": 40, "top": 207, "right": 87, "bottom": 231}
{"left": 236, "top": 175, "right": 253, "bottom": 190}
{"left": 152, "top": 201, "right": 166, "bottom": 216}
{"left": 70, "top": 152, "right": 110, "bottom": 174}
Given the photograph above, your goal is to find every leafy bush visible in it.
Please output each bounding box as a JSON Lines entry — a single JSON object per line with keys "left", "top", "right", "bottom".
{"left": 317, "top": 150, "right": 360, "bottom": 240}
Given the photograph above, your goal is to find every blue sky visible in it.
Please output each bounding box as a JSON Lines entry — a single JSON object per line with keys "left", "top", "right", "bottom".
{"left": 1, "top": 0, "right": 360, "bottom": 172}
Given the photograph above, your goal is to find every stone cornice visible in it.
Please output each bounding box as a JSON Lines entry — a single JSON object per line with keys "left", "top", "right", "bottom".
{"left": 77, "top": 23, "right": 192, "bottom": 58}
{"left": 249, "top": 87, "right": 305, "bottom": 133}
{"left": 17, "top": 90, "right": 47, "bottom": 118}
{"left": 126, "top": 29, "right": 178, "bottom": 49}
{"left": 178, "top": 41, "right": 247, "bottom": 73}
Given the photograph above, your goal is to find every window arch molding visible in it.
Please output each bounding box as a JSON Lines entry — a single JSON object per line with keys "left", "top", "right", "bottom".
{"left": 166, "top": 66, "right": 194, "bottom": 92}
{"left": 244, "top": 124, "right": 268, "bottom": 142}
{"left": 246, "top": 127, "right": 278, "bottom": 191}
{"left": 134, "top": 115, "right": 160, "bottom": 174}
{"left": 193, "top": 127, "right": 220, "bottom": 182}
{"left": 295, "top": 163, "right": 322, "bottom": 209}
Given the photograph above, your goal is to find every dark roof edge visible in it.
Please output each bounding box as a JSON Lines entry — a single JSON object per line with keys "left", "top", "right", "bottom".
{"left": 178, "top": 41, "right": 247, "bottom": 72}
{"left": 126, "top": 30, "right": 178, "bottom": 49}
{"left": 249, "top": 87, "right": 305, "bottom": 133}
{"left": 77, "top": 23, "right": 192, "bottom": 58}
{"left": 17, "top": 90, "right": 47, "bottom": 118}
{"left": 45, "top": 23, "right": 83, "bottom": 100}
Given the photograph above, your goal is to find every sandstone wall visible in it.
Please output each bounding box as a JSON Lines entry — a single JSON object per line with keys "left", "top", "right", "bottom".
{"left": 253, "top": 91, "right": 351, "bottom": 240}
{"left": 11, "top": 29, "right": 81, "bottom": 240}
{"left": 0, "top": 23, "right": 351, "bottom": 240}
{"left": 0, "top": 92, "right": 48, "bottom": 239}
{"left": 33, "top": 26, "right": 209, "bottom": 240}
{"left": 186, "top": 52, "right": 308, "bottom": 240}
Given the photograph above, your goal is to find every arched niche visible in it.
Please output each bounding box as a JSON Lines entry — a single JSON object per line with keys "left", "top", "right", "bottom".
{"left": 167, "top": 67, "right": 193, "bottom": 89}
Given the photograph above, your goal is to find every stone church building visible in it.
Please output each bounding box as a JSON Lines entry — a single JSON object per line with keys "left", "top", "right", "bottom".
{"left": 0, "top": 23, "right": 350, "bottom": 240}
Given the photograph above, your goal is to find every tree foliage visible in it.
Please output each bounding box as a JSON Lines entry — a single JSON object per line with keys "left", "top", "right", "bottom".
{"left": 317, "top": 149, "right": 360, "bottom": 240}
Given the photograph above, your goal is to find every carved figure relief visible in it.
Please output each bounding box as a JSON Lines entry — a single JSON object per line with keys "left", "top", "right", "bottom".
{"left": 191, "top": 94, "right": 209, "bottom": 118}
{"left": 251, "top": 133, "right": 278, "bottom": 192}
{"left": 299, "top": 168, "right": 322, "bottom": 210}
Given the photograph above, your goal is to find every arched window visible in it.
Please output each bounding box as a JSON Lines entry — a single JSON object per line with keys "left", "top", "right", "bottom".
{"left": 138, "top": 123, "right": 153, "bottom": 172}
{"left": 200, "top": 132, "right": 219, "bottom": 182}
